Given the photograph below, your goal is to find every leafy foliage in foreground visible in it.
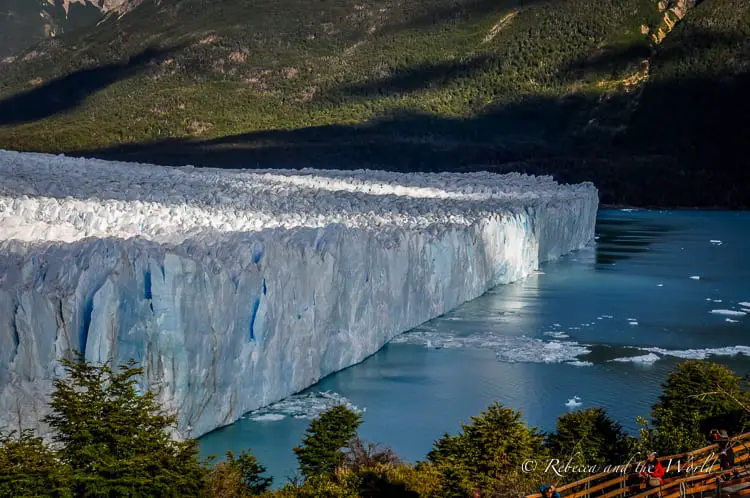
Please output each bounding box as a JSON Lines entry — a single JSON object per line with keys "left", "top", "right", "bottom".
{"left": 0, "top": 429, "right": 71, "bottom": 498}
{"left": 2, "top": 355, "right": 749, "bottom": 497}
{"left": 546, "top": 407, "right": 632, "bottom": 476}
{"left": 427, "top": 402, "right": 548, "bottom": 495}
{"left": 646, "top": 360, "right": 750, "bottom": 454}
{"left": 204, "top": 450, "right": 272, "bottom": 496}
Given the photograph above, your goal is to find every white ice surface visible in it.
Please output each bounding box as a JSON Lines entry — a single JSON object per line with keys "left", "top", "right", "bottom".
{"left": 0, "top": 150, "right": 597, "bottom": 438}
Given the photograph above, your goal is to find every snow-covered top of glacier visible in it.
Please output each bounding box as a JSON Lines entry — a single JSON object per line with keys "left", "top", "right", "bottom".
{"left": 0, "top": 150, "right": 597, "bottom": 244}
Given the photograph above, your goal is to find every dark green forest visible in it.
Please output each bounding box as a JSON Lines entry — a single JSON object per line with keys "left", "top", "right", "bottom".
{"left": 0, "top": 0, "right": 748, "bottom": 206}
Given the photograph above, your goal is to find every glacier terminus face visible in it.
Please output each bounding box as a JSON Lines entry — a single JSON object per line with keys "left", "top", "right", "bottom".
{"left": 0, "top": 150, "right": 598, "bottom": 438}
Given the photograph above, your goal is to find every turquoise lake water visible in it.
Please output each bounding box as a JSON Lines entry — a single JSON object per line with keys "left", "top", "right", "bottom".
{"left": 199, "top": 209, "right": 750, "bottom": 485}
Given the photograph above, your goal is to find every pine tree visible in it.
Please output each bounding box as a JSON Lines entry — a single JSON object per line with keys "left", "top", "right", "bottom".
{"left": 546, "top": 407, "right": 632, "bottom": 470}
{"left": 43, "top": 353, "right": 206, "bottom": 497}
{"left": 428, "top": 402, "right": 547, "bottom": 494}
{"left": 293, "top": 405, "right": 362, "bottom": 478}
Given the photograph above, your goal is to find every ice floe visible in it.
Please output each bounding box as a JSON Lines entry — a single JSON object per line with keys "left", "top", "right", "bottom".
{"left": 640, "top": 346, "right": 750, "bottom": 360}
{"left": 391, "top": 330, "right": 591, "bottom": 364}
{"left": 710, "top": 310, "right": 747, "bottom": 317}
{"left": 567, "top": 361, "right": 593, "bottom": 367}
{"left": 246, "top": 392, "right": 363, "bottom": 422}
{"left": 611, "top": 353, "right": 660, "bottom": 365}
{"left": 566, "top": 396, "right": 582, "bottom": 408}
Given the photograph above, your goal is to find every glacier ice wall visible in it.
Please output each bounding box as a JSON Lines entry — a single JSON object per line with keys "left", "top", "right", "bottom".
{"left": 0, "top": 150, "right": 598, "bottom": 438}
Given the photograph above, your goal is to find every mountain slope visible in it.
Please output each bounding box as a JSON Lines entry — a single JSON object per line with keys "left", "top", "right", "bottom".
{"left": 0, "top": 0, "right": 134, "bottom": 59}
{"left": 0, "top": 0, "right": 747, "bottom": 206}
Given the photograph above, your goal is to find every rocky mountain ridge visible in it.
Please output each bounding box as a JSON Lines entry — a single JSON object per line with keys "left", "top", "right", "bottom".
{"left": 0, "top": 0, "right": 142, "bottom": 58}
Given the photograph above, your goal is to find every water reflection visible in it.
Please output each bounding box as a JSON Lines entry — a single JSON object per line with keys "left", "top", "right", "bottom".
{"left": 595, "top": 216, "right": 675, "bottom": 266}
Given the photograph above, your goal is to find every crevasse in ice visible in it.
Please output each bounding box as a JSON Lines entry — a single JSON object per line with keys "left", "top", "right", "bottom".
{"left": 0, "top": 150, "right": 598, "bottom": 437}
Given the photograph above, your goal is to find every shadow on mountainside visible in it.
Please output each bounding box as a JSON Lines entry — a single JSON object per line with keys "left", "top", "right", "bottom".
{"left": 69, "top": 66, "right": 750, "bottom": 208}
{"left": 319, "top": 56, "right": 497, "bottom": 102}
{"left": 0, "top": 20, "right": 746, "bottom": 207}
{"left": 0, "top": 45, "right": 181, "bottom": 126}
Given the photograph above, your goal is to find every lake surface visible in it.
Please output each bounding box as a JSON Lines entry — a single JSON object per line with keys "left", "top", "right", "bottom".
{"left": 199, "top": 209, "right": 750, "bottom": 485}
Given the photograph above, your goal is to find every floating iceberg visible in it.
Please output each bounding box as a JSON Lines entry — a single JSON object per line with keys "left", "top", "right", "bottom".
{"left": 611, "top": 353, "right": 660, "bottom": 365}
{"left": 565, "top": 396, "right": 582, "bottom": 408}
{"left": 0, "top": 150, "right": 598, "bottom": 438}
{"left": 710, "top": 309, "right": 747, "bottom": 317}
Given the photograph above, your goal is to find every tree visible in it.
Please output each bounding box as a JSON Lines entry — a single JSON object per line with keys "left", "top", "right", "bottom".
{"left": 650, "top": 360, "right": 750, "bottom": 453}
{"left": 343, "top": 437, "right": 400, "bottom": 472}
{"left": 546, "top": 408, "right": 632, "bottom": 472}
{"left": 427, "top": 402, "right": 547, "bottom": 494}
{"left": 230, "top": 449, "right": 273, "bottom": 495}
{"left": 0, "top": 429, "right": 71, "bottom": 498}
{"left": 293, "top": 405, "right": 362, "bottom": 479}
{"left": 204, "top": 450, "right": 272, "bottom": 497}
{"left": 43, "top": 353, "right": 206, "bottom": 497}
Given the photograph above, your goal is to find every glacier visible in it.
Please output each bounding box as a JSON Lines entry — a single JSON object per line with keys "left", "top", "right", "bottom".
{"left": 0, "top": 149, "right": 598, "bottom": 438}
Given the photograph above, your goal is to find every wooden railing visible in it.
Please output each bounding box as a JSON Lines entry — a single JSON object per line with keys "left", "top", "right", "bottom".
{"left": 526, "top": 432, "right": 750, "bottom": 498}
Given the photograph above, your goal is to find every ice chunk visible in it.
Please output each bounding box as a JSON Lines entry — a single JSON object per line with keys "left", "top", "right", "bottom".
{"left": 690, "top": 276, "right": 701, "bottom": 280}
{"left": 739, "top": 302, "right": 750, "bottom": 308}
{"left": 0, "top": 150, "right": 598, "bottom": 438}
{"left": 641, "top": 346, "right": 750, "bottom": 360}
{"left": 710, "top": 240, "right": 723, "bottom": 245}
{"left": 711, "top": 310, "right": 747, "bottom": 317}
{"left": 565, "top": 396, "right": 582, "bottom": 408}
{"left": 249, "top": 414, "right": 287, "bottom": 422}
{"left": 612, "top": 353, "right": 660, "bottom": 364}
{"left": 567, "top": 361, "right": 593, "bottom": 367}
{"left": 726, "top": 318, "right": 739, "bottom": 324}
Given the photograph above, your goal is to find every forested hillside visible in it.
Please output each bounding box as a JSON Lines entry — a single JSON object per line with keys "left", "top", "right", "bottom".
{"left": 0, "top": 0, "right": 747, "bottom": 206}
